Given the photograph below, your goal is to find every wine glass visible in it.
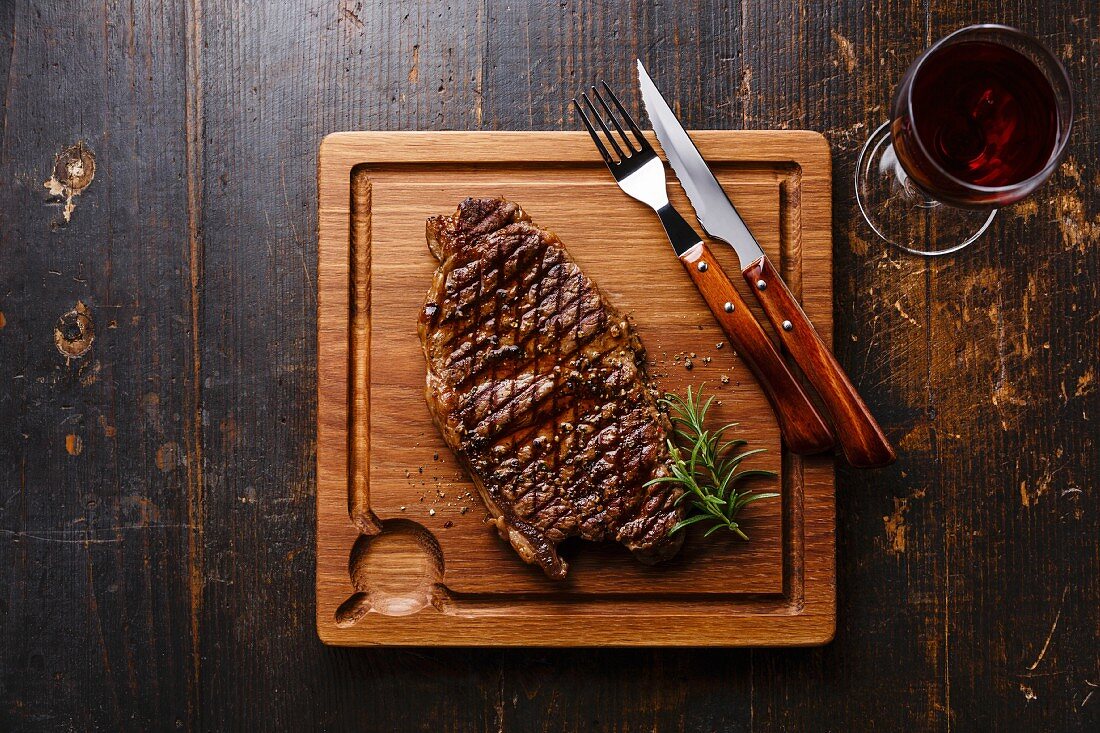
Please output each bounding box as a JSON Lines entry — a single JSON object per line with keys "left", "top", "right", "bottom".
{"left": 855, "top": 24, "right": 1073, "bottom": 256}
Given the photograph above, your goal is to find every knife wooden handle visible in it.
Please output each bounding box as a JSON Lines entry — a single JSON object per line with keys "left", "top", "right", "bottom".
{"left": 743, "top": 255, "right": 896, "bottom": 468}
{"left": 679, "top": 243, "right": 834, "bottom": 456}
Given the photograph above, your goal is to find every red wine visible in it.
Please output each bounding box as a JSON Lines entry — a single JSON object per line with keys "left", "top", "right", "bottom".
{"left": 892, "top": 39, "right": 1062, "bottom": 206}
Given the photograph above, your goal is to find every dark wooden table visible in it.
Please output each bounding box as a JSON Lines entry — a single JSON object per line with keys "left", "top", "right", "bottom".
{"left": 1, "top": 1, "right": 1096, "bottom": 730}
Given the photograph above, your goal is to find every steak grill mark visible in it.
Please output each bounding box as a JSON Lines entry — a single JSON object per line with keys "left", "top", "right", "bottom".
{"left": 418, "top": 198, "right": 684, "bottom": 578}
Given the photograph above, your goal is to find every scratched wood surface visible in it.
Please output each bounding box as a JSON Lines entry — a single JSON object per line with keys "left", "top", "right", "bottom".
{"left": 0, "top": 0, "right": 1095, "bottom": 730}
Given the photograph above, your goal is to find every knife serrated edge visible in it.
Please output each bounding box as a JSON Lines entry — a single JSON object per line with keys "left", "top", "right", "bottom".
{"left": 636, "top": 60, "right": 767, "bottom": 271}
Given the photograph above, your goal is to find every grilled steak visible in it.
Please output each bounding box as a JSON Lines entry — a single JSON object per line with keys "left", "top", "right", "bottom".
{"left": 418, "top": 197, "right": 684, "bottom": 579}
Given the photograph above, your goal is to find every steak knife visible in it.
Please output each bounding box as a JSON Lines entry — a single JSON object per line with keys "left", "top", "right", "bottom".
{"left": 574, "top": 84, "right": 834, "bottom": 456}
{"left": 638, "top": 61, "right": 896, "bottom": 468}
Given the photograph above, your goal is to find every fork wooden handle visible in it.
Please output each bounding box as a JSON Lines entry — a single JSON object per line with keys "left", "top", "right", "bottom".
{"left": 679, "top": 243, "right": 834, "bottom": 456}
{"left": 743, "top": 255, "right": 895, "bottom": 468}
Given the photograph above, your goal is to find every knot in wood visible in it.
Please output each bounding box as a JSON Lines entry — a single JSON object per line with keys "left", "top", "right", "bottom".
{"left": 52, "top": 142, "right": 96, "bottom": 192}
{"left": 54, "top": 301, "right": 95, "bottom": 359}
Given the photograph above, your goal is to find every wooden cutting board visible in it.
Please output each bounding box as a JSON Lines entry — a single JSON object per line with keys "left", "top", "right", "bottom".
{"left": 317, "top": 131, "right": 835, "bottom": 646}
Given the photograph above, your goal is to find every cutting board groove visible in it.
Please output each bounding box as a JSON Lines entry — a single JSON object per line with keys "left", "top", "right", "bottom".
{"left": 317, "top": 131, "right": 835, "bottom": 646}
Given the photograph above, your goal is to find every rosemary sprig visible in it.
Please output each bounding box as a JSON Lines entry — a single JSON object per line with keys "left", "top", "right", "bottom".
{"left": 645, "top": 385, "right": 779, "bottom": 541}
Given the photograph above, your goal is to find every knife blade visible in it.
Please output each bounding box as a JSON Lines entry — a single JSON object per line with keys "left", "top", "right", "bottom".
{"left": 638, "top": 59, "right": 896, "bottom": 468}
{"left": 572, "top": 85, "right": 833, "bottom": 456}
{"left": 636, "top": 60, "right": 765, "bottom": 270}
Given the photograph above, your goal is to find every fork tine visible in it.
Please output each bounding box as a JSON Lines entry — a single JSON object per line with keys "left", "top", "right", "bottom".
{"left": 591, "top": 84, "right": 635, "bottom": 154}
{"left": 600, "top": 80, "right": 652, "bottom": 153}
{"left": 573, "top": 98, "right": 614, "bottom": 166}
{"left": 580, "top": 91, "right": 626, "bottom": 161}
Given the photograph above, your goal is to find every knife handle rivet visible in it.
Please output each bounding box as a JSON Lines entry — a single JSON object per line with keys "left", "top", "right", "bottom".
{"left": 782, "top": 320, "right": 793, "bottom": 331}
{"left": 723, "top": 302, "right": 734, "bottom": 313}
{"left": 697, "top": 261, "right": 708, "bottom": 272}
{"left": 756, "top": 279, "right": 767, "bottom": 290}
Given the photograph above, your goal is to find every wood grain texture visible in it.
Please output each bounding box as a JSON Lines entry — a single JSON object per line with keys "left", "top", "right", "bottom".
{"left": 316, "top": 130, "right": 834, "bottom": 645}
{"left": 744, "top": 254, "right": 895, "bottom": 467}
{"left": 680, "top": 242, "right": 835, "bottom": 456}
{"left": 0, "top": 0, "right": 1096, "bottom": 730}
{"left": 0, "top": 2, "right": 197, "bottom": 730}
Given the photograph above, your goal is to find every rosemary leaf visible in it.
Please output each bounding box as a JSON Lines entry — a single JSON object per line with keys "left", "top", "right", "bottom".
{"left": 658, "top": 385, "right": 779, "bottom": 542}
{"left": 670, "top": 514, "right": 712, "bottom": 534}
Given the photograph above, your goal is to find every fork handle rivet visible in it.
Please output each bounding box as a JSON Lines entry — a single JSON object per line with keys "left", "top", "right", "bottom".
{"left": 697, "top": 262, "right": 708, "bottom": 272}
{"left": 723, "top": 302, "right": 734, "bottom": 313}
{"left": 782, "top": 320, "right": 793, "bottom": 331}
{"left": 756, "top": 279, "right": 767, "bottom": 290}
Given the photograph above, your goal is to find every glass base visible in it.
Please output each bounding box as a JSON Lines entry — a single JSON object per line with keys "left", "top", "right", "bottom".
{"left": 855, "top": 121, "right": 996, "bottom": 256}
